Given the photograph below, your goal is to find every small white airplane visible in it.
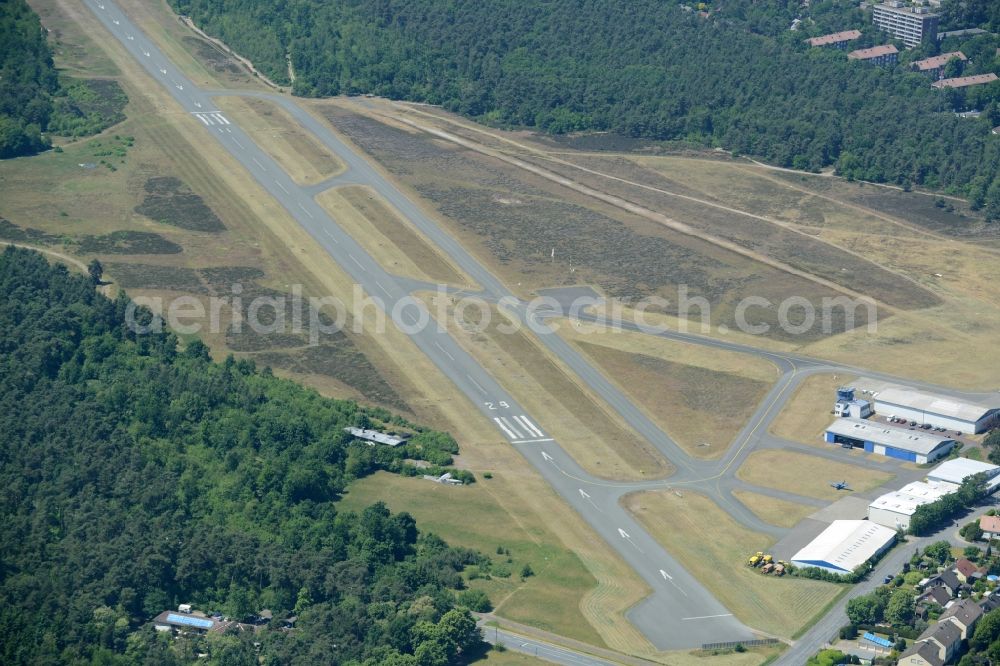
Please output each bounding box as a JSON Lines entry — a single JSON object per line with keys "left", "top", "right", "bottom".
{"left": 143, "top": 51, "right": 150, "bottom": 57}
{"left": 112, "top": 18, "right": 119, "bottom": 25}
{"left": 159, "top": 68, "right": 167, "bottom": 74}
{"left": 98, "top": 3, "right": 105, "bottom": 9}
{"left": 127, "top": 34, "right": 134, "bottom": 40}
{"left": 175, "top": 84, "right": 184, "bottom": 90}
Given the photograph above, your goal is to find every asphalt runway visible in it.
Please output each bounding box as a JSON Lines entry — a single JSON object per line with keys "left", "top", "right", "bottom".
{"left": 81, "top": 1, "right": 1000, "bottom": 657}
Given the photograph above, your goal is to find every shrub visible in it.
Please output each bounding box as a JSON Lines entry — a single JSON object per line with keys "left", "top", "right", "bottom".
{"left": 457, "top": 589, "right": 492, "bottom": 613}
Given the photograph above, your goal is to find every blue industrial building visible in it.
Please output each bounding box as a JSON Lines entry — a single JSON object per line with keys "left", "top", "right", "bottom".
{"left": 825, "top": 418, "right": 956, "bottom": 464}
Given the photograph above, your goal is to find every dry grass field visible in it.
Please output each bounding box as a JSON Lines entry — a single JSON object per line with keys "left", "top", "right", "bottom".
{"left": 337, "top": 185, "right": 473, "bottom": 285}
{"left": 515, "top": 153, "right": 939, "bottom": 312}
{"left": 558, "top": 322, "right": 776, "bottom": 458}
{"left": 623, "top": 490, "right": 842, "bottom": 639}
{"left": 32, "top": 0, "right": 119, "bottom": 78}
{"left": 769, "top": 373, "right": 855, "bottom": 445}
{"left": 765, "top": 169, "right": 995, "bottom": 240}
{"left": 731, "top": 490, "right": 818, "bottom": 529}
{"left": 315, "top": 185, "right": 472, "bottom": 286}
{"left": 351, "top": 100, "right": 1000, "bottom": 390}
{"left": 737, "top": 450, "right": 893, "bottom": 501}
{"left": 215, "top": 96, "right": 344, "bottom": 185}
{"left": 312, "top": 100, "right": 874, "bottom": 343}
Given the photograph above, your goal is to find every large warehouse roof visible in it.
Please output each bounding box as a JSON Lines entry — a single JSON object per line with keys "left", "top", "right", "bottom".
{"left": 928, "top": 458, "right": 1000, "bottom": 485}
{"left": 806, "top": 29, "right": 862, "bottom": 46}
{"left": 826, "top": 418, "right": 955, "bottom": 455}
{"left": 791, "top": 520, "right": 897, "bottom": 574}
{"left": 344, "top": 427, "right": 407, "bottom": 446}
{"left": 868, "top": 481, "right": 959, "bottom": 517}
{"left": 164, "top": 614, "right": 214, "bottom": 630}
{"left": 875, "top": 388, "right": 996, "bottom": 423}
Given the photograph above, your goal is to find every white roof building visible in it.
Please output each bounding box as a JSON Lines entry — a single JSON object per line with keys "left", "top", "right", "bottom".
{"left": 928, "top": 458, "right": 1000, "bottom": 491}
{"left": 874, "top": 387, "right": 999, "bottom": 434}
{"left": 791, "top": 520, "right": 898, "bottom": 575}
{"left": 867, "top": 480, "right": 959, "bottom": 530}
{"left": 344, "top": 427, "right": 407, "bottom": 446}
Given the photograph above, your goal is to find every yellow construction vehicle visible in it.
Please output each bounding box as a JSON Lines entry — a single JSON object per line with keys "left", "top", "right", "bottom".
{"left": 747, "top": 551, "right": 764, "bottom": 567}
{"left": 762, "top": 554, "right": 773, "bottom": 564}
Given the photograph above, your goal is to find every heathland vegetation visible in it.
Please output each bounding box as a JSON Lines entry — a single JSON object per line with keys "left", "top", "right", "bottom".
{"left": 0, "top": 246, "right": 486, "bottom": 665}
{"left": 170, "top": 0, "right": 1000, "bottom": 216}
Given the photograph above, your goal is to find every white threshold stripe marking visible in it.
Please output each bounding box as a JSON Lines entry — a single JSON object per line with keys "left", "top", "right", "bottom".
{"left": 499, "top": 417, "right": 523, "bottom": 439}
{"left": 467, "top": 375, "right": 486, "bottom": 394}
{"left": 493, "top": 418, "right": 518, "bottom": 439}
{"left": 511, "top": 438, "right": 554, "bottom": 444}
{"left": 196, "top": 115, "right": 210, "bottom": 126}
{"left": 275, "top": 180, "right": 289, "bottom": 194}
{"left": 433, "top": 341, "right": 455, "bottom": 361}
{"left": 512, "top": 415, "right": 536, "bottom": 437}
{"left": 681, "top": 614, "right": 732, "bottom": 621}
{"left": 513, "top": 415, "right": 544, "bottom": 438}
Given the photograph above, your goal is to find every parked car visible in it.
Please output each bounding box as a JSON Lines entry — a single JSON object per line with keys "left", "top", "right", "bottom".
{"left": 910, "top": 421, "right": 917, "bottom": 426}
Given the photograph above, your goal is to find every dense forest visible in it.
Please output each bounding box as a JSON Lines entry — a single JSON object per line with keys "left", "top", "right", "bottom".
{"left": 169, "top": 0, "right": 1000, "bottom": 218}
{"left": 0, "top": 246, "right": 487, "bottom": 665}
{"left": 0, "top": 0, "right": 57, "bottom": 157}
{"left": 0, "top": 0, "right": 127, "bottom": 159}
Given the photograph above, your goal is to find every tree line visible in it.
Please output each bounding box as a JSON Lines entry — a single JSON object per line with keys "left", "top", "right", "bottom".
{"left": 0, "top": 246, "right": 487, "bottom": 665}
{"left": 0, "top": 0, "right": 128, "bottom": 159}
{"left": 908, "top": 474, "right": 989, "bottom": 536}
{"left": 168, "top": 0, "right": 1000, "bottom": 218}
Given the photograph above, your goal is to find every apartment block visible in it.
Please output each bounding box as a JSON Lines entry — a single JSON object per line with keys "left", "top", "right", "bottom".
{"left": 873, "top": 2, "right": 939, "bottom": 46}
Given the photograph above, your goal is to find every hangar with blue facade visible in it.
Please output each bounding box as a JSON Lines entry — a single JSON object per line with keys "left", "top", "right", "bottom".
{"left": 824, "top": 418, "right": 956, "bottom": 464}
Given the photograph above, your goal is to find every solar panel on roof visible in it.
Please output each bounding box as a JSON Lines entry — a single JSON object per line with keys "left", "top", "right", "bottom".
{"left": 863, "top": 632, "right": 893, "bottom": 648}
{"left": 166, "top": 613, "right": 214, "bottom": 629}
